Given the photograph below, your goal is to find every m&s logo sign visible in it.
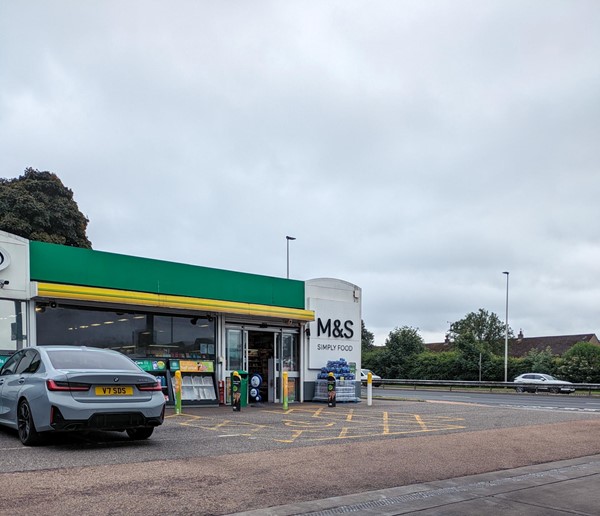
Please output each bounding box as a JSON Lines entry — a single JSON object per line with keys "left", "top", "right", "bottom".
{"left": 317, "top": 318, "right": 354, "bottom": 339}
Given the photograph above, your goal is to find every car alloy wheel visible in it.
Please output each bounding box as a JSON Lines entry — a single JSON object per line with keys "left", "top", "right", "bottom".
{"left": 17, "top": 400, "right": 41, "bottom": 446}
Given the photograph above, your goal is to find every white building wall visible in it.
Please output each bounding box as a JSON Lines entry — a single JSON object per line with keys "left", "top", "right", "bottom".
{"left": 305, "top": 278, "right": 362, "bottom": 382}
{"left": 0, "top": 230, "right": 30, "bottom": 300}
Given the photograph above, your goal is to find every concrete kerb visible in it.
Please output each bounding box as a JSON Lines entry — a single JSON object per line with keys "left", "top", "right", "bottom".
{"left": 232, "top": 454, "right": 600, "bottom": 515}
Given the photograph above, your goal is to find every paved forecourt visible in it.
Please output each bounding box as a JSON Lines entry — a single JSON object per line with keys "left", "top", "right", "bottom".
{"left": 167, "top": 403, "right": 468, "bottom": 444}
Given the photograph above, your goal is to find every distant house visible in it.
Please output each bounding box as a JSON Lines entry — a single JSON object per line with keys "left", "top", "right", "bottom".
{"left": 508, "top": 331, "right": 599, "bottom": 357}
{"left": 424, "top": 331, "right": 600, "bottom": 357}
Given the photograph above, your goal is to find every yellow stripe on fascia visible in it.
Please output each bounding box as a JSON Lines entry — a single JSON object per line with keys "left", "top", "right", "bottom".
{"left": 36, "top": 283, "right": 315, "bottom": 321}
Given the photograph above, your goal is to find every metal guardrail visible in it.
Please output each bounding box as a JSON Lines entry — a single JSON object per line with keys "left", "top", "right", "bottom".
{"left": 364, "top": 378, "right": 600, "bottom": 395}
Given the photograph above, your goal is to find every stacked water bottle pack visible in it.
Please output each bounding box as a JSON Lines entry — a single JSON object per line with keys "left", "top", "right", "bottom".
{"left": 313, "top": 358, "right": 359, "bottom": 402}
{"left": 317, "top": 358, "right": 355, "bottom": 380}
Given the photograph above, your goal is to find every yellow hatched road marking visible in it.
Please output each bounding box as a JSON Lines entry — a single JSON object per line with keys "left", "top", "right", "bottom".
{"left": 414, "top": 414, "right": 428, "bottom": 431}
{"left": 283, "top": 420, "right": 335, "bottom": 428}
{"left": 171, "top": 408, "right": 466, "bottom": 443}
{"left": 275, "top": 429, "right": 304, "bottom": 443}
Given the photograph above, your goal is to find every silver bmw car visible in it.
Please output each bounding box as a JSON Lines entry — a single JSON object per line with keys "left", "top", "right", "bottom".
{"left": 0, "top": 346, "right": 165, "bottom": 445}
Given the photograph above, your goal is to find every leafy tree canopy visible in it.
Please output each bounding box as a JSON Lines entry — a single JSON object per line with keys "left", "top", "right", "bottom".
{"left": 448, "top": 308, "right": 512, "bottom": 356}
{"left": 521, "top": 347, "right": 556, "bottom": 374}
{"left": 361, "top": 320, "right": 375, "bottom": 352}
{"left": 558, "top": 342, "right": 600, "bottom": 383}
{"left": 385, "top": 325, "right": 425, "bottom": 356}
{"left": 0, "top": 168, "right": 91, "bottom": 248}
{"left": 372, "top": 326, "right": 425, "bottom": 378}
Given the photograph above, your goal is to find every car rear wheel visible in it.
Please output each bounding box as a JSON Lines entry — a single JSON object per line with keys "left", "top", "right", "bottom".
{"left": 126, "top": 427, "right": 154, "bottom": 440}
{"left": 17, "top": 400, "right": 41, "bottom": 446}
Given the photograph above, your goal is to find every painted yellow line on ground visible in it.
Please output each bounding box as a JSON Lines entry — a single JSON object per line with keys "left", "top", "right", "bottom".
{"left": 169, "top": 407, "right": 467, "bottom": 443}
{"left": 275, "top": 429, "right": 304, "bottom": 443}
{"left": 414, "top": 414, "right": 428, "bottom": 431}
{"left": 283, "top": 420, "right": 335, "bottom": 428}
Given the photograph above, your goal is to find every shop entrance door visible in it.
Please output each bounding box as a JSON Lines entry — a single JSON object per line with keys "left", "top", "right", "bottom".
{"left": 247, "top": 331, "right": 275, "bottom": 403}
{"left": 225, "top": 327, "right": 300, "bottom": 404}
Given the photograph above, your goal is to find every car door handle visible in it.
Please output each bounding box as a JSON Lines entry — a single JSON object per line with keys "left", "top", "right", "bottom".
{"left": 18, "top": 377, "right": 26, "bottom": 384}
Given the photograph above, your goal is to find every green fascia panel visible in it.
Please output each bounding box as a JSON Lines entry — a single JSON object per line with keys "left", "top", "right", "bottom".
{"left": 29, "top": 241, "right": 305, "bottom": 309}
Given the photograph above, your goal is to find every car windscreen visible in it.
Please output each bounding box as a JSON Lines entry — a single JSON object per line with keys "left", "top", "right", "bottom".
{"left": 45, "top": 349, "right": 141, "bottom": 371}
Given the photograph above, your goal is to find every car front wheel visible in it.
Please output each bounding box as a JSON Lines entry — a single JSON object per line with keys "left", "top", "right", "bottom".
{"left": 515, "top": 385, "right": 524, "bottom": 393}
{"left": 17, "top": 400, "right": 41, "bottom": 446}
{"left": 126, "top": 427, "right": 154, "bottom": 440}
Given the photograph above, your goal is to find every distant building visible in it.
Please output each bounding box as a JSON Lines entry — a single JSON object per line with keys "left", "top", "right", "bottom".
{"left": 425, "top": 330, "right": 600, "bottom": 357}
{"left": 509, "top": 331, "right": 599, "bottom": 357}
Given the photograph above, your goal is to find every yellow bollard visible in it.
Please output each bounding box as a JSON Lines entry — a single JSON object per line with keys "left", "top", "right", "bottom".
{"left": 282, "top": 371, "right": 288, "bottom": 410}
{"left": 174, "top": 370, "right": 182, "bottom": 415}
{"left": 367, "top": 371, "right": 373, "bottom": 406}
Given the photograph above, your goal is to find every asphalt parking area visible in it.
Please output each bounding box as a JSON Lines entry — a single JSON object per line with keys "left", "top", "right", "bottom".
{"left": 166, "top": 405, "right": 466, "bottom": 443}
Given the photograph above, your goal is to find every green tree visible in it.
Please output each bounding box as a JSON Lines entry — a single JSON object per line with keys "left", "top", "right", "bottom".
{"left": 520, "top": 347, "right": 557, "bottom": 375}
{"left": 376, "top": 326, "right": 425, "bottom": 378}
{"left": 558, "top": 342, "right": 600, "bottom": 383}
{"left": 448, "top": 308, "right": 512, "bottom": 356}
{"left": 410, "top": 350, "right": 461, "bottom": 380}
{"left": 0, "top": 168, "right": 91, "bottom": 248}
{"left": 361, "top": 320, "right": 375, "bottom": 352}
{"left": 453, "top": 332, "right": 488, "bottom": 380}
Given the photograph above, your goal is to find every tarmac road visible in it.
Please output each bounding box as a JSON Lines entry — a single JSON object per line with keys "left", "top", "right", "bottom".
{"left": 1, "top": 399, "right": 600, "bottom": 515}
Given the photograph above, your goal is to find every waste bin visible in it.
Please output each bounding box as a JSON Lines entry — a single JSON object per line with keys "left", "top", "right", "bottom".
{"left": 230, "top": 370, "right": 248, "bottom": 408}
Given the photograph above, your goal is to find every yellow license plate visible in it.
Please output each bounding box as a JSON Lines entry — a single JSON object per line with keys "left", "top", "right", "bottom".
{"left": 95, "top": 386, "right": 133, "bottom": 396}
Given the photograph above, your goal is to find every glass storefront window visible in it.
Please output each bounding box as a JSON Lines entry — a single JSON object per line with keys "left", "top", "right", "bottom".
{"left": 226, "top": 329, "right": 243, "bottom": 371}
{"left": 35, "top": 304, "right": 216, "bottom": 359}
{"left": 0, "top": 299, "right": 27, "bottom": 354}
{"left": 281, "top": 333, "right": 298, "bottom": 371}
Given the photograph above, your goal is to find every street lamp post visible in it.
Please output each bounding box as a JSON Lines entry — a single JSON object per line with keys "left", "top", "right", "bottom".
{"left": 503, "top": 271, "right": 509, "bottom": 383}
{"left": 286, "top": 236, "right": 296, "bottom": 279}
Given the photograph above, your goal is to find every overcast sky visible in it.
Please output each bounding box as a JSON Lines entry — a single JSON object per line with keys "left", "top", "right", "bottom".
{"left": 1, "top": 1, "right": 599, "bottom": 345}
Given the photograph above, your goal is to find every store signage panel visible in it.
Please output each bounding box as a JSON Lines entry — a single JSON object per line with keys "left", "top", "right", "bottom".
{"left": 135, "top": 359, "right": 167, "bottom": 372}
{"left": 308, "top": 298, "right": 360, "bottom": 369}
{"left": 176, "top": 360, "right": 214, "bottom": 373}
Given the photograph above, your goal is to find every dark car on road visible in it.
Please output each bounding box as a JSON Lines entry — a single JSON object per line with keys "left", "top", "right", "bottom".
{"left": 0, "top": 346, "right": 165, "bottom": 445}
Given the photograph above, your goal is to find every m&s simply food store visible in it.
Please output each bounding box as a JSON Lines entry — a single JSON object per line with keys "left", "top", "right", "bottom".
{"left": 0, "top": 230, "right": 362, "bottom": 406}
